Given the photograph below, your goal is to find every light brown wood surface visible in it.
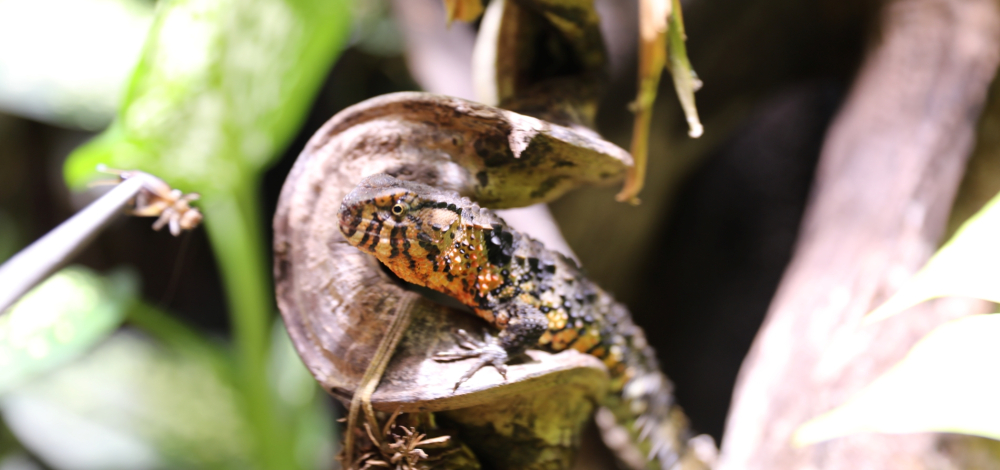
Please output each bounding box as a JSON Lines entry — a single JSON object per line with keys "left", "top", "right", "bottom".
{"left": 720, "top": 0, "right": 1000, "bottom": 468}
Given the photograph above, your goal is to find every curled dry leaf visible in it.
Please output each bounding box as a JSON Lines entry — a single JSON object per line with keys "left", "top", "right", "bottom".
{"left": 273, "top": 92, "right": 626, "bottom": 469}
{"left": 276, "top": 1, "right": 712, "bottom": 468}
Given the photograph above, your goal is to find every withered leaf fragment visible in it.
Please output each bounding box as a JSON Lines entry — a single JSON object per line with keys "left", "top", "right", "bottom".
{"left": 617, "top": 0, "right": 702, "bottom": 204}
{"left": 443, "top": 0, "right": 484, "bottom": 26}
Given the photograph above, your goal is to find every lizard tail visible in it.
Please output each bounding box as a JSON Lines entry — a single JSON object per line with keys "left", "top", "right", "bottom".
{"left": 597, "top": 304, "right": 717, "bottom": 470}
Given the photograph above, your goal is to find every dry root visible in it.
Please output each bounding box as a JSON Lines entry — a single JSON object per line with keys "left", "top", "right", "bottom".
{"left": 339, "top": 409, "right": 479, "bottom": 470}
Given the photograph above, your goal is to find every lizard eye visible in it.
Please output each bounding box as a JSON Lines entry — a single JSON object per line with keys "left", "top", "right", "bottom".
{"left": 391, "top": 203, "right": 408, "bottom": 216}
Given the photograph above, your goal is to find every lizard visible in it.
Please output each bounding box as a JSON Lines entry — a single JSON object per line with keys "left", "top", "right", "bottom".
{"left": 338, "top": 173, "right": 703, "bottom": 469}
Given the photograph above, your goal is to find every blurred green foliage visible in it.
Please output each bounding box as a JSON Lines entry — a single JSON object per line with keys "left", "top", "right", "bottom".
{"left": 796, "top": 190, "right": 1000, "bottom": 445}
{"left": 1, "top": 315, "right": 332, "bottom": 470}
{"left": 0, "top": 0, "right": 153, "bottom": 129}
{"left": 867, "top": 191, "right": 1000, "bottom": 321}
{"left": 795, "top": 315, "right": 1000, "bottom": 445}
{"left": 0, "top": 267, "right": 136, "bottom": 395}
{"left": 2, "top": 332, "right": 255, "bottom": 470}
{"left": 0, "top": 0, "right": 352, "bottom": 468}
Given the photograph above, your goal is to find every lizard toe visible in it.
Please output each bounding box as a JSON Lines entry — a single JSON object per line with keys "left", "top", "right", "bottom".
{"left": 433, "top": 329, "right": 509, "bottom": 389}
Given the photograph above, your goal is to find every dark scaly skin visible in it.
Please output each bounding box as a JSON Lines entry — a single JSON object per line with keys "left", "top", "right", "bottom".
{"left": 339, "top": 174, "right": 694, "bottom": 469}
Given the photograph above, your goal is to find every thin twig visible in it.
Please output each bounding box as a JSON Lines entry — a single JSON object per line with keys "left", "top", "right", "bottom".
{"left": 344, "top": 291, "right": 421, "bottom": 467}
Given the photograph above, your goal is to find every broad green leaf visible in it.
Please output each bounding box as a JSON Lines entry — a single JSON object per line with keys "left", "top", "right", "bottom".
{"left": 868, "top": 191, "right": 1000, "bottom": 322}
{"left": 63, "top": 0, "right": 353, "bottom": 193}
{"left": 0, "top": 266, "right": 136, "bottom": 395}
{"left": 794, "top": 314, "right": 1000, "bottom": 445}
{"left": 0, "top": 332, "right": 255, "bottom": 470}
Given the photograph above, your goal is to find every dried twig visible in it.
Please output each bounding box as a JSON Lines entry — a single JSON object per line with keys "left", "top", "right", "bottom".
{"left": 617, "top": 0, "right": 702, "bottom": 204}
{"left": 342, "top": 409, "right": 459, "bottom": 470}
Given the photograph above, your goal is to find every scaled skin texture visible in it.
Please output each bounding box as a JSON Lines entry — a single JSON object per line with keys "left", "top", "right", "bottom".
{"left": 339, "top": 173, "right": 694, "bottom": 469}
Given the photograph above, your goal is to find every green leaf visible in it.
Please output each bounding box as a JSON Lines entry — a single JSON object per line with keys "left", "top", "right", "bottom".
{"left": 794, "top": 314, "right": 1000, "bottom": 445}
{"left": 0, "top": 332, "right": 255, "bottom": 470}
{"left": 0, "top": 266, "right": 136, "bottom": 395}
{"left": 868, "top": 191, "right": 1000, "bottom": 322}
{"left": 63, "top": 0, "right": 353, "bottom": 193}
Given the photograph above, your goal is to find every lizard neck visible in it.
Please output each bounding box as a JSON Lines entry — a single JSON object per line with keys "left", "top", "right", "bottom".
{"left": 382, "top": 220, "right": 506, "bottom": 322}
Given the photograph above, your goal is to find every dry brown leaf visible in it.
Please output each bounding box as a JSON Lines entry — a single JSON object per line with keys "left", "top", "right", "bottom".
{"left": 443, "top": 0, "right": 484, "bottom": 26}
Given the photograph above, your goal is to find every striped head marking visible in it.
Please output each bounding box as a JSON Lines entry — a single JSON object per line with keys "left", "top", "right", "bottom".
{"left": 339, "top": 174, "right": 464, "bottom": 263}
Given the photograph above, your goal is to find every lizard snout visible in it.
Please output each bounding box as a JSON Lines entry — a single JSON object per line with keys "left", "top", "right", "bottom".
{"left": 337, "top": 199, "right": 364, "bottom": 239}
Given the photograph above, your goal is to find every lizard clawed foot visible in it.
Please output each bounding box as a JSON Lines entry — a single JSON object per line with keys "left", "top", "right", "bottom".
{"left": 433, "top": 329, "right": 509, "bottom": 390}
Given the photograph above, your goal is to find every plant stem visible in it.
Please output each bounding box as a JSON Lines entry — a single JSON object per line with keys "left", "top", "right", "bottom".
{"left": 201, "top": 179, "right": 294, "bottom": 470}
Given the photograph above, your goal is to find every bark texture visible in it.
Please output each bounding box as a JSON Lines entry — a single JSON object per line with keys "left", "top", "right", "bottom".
{"left": 719, "top": 0, "right": 1000, "bottom": 468}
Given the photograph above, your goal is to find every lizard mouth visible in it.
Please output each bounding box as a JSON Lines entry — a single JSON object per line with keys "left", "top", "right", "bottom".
{"left": 337, "top": 204, "right": 365, "bottom": 239}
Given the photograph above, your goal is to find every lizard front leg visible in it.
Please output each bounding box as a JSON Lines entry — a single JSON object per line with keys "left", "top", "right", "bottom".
{"left": 434, "top": 302, "right": 548, "bottom": 389}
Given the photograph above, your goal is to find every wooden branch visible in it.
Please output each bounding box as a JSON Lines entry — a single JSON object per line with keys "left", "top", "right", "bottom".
{"left": 719, "top": 0, "right": 1000, "bottom": 468}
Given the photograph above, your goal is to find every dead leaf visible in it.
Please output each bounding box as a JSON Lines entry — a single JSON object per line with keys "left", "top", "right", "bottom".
{"left": 443, "top": 0, "right": 484, "bottom": 26}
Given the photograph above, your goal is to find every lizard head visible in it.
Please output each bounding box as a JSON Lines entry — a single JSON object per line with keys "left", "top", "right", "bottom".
{"left": 339, "top": 174, "right": 464, "bottom": 261}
